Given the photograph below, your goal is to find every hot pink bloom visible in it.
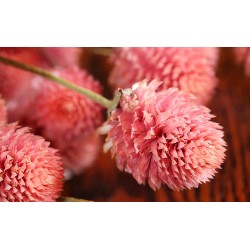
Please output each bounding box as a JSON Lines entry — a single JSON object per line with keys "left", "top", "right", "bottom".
{"left": 0, "top": 123, "right": 64, "bottom": 202}
{"left": 41, "top": 47, "right": 82, "bottom": 68}
{"left": 25, "top": 67, "right": 103, "bottom": 173}
{"left": 109, "top": 47, "right": 219, "bottom": 104}
{"left": 101, "top": 80, "right": 226, "bottom": 191}
{"left": 234, "top": 47, "right": 250, "bottom": 75}
{"left": 0, "top": 96, "right": 7, "bottom": 124}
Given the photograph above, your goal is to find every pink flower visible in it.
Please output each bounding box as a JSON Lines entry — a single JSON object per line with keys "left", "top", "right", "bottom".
{"left": 0, "top": 123, "right": 64, "bottom": 201}
{"left": 25, "top": 67, "right": 103, "bottom": 173}
{"left": 0, "top": 96, "right": 7, "bottom": 124}
{"left": 0, "top": 48, "right": 81, "bottom": 122}
{"left": 234, "top": 47, "right": 250, "bottom": 75}
{"left": 101, "top": 80, "right": 226, "bottom": 191}
{"left": 109, "top": 47, "right": 219, "bottom": 104}
{"left": 0, "top": 48, "right": 49, "bottom": 121}
{"left": 62, "top": 132, "right": 101, "bottom": 174}
{"left": 40, "top": 47, "right": 82, "bottom": 68}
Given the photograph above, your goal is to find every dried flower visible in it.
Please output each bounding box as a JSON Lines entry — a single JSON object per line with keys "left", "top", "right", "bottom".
{"left": 234, "top": 47, "right": 250, "bottom": 75}
{"left": 25, "top": 67, "right": 103, "bottom": 173}
{"left": 0, "top": 96, "right": 7, "bottom": 124}
{"left": 101, "top": 80, "right": 226, "bottom": 191}
{"left": 109, "top": 47, "right": 219, "bottom": 104}
{"left": 0, "top": 123, "right": 64, "bottom": 201}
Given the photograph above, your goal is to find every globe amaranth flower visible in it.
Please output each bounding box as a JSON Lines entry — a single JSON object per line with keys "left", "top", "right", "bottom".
{"left": 234, "top": 47, "right": 250, "bottom": 75}
{"left": 109, "top": 47, "right": 219, "bottom": 104}
{"left": 24, "top": 67, "right": 104, "bottom": 173}
{"left": 101, "top": 80, "right": 226, "bottom": 191}
{"left": 0, "top": 96, "right": 7, "bottom": 124}
{"left": 0, "top": 123, "right": 64, "bottom": 201}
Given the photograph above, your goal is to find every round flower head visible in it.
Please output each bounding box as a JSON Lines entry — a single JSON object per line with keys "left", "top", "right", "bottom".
{"left": 25, "top": 67, "right": 103, "bottom": 172}
{"left": 109, "top": 47, "right": 219, "bottom": 104}
{"left": 41, "top": 47, "right": 82, "bottom": 68}
{"left": 0, "top": 96, "right": 7, "bottom": 124}
{"left": 234, "top": 47, "right": 250, "bottom": 75}
{"left": 0, "top": 123, "right": 64, "bottom": 201}
{"left": 101, "top": 80, "right": 226, "bottom": 191}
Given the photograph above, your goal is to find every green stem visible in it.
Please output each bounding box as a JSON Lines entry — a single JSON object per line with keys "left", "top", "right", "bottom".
{"left": 58, "top": 196, "right": 92, "bottom": 202}
{"left": 0, "top": 55, "right": 112, "bottom": 109}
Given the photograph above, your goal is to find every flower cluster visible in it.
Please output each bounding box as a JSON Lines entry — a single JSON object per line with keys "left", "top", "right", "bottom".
{"left": 0, "top": 47, "right": 227, "bottom": 201}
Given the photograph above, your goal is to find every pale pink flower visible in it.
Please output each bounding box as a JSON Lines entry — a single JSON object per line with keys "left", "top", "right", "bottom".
{"left": 109, "top": 47, "right": 219, "bottom": 104}
{"left": 0, "top": 96, "right": 7, "bottom": 124}
{"left": 101, "top": 80, "right": 226, "bottom": 191}
{"left": 0, "top": 123, "right": 64, "bottom": 202}
{"left": 234, "top": 47, "right": 250, "bottom": 75}
{"left": 25, "top": 67, "right": 103, "bottom": 173}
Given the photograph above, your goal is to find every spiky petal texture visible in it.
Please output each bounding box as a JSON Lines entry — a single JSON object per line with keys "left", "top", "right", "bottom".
{"left": 41, "top": 47, "right": 82, "bottom": 68}
{"left": 101, "top": 81, "right": 226, "bottom": 191}
{"left": 25, "top": 67, "right": 103, "bottom": 173}
{"left": 0, "top": 123, "right": 64, "bottom": 202}
{"left": 234, "top": 47, "right": 250, "bottom": 75}
{"left": 0, "top": 96, "right": 7, "bottom": 124}
{"left": 109, "top": 47, "right": 219, "bottom": 104}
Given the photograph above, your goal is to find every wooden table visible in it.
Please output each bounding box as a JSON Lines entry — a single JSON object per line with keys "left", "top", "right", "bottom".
{"left": 64, "top": 48, "right": 250, "bottom": 202}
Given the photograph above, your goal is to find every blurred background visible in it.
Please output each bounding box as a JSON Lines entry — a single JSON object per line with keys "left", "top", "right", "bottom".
{"left": 61, "top": 47, "right": 250, "bottom": 202}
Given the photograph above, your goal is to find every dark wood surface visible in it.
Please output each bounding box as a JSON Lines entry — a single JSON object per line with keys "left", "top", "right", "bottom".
{"left": 63, "top": 48, "right": 250, "bottom": 202}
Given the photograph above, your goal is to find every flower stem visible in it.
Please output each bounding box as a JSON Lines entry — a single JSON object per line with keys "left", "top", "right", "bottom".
{"left": 0, "top": 55, "right": 112, "bottom": 109}
{"left": 86, "top": 47, "right": 112, "bottom": 57}
{"left": 58, "top": 196, "right": 92, "bottom": 202}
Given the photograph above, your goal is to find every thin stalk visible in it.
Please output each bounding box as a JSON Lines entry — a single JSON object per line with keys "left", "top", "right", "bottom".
{"left": 58, "top": 196, "right": 92, "bottom": 202}
{"left": 0, "top": 55, "right": 112, "bottom": 109}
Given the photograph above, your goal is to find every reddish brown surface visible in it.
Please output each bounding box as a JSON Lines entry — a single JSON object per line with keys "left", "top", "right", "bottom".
{"left": 63, "top": 48, "right": 250, "bottom": 202}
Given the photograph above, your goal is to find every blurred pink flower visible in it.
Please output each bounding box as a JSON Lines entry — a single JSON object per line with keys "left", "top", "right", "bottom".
{"left": 0, "top": 123, "right": 64, "bottom": 202}
{"left": 41, "top": 47, "right": 82, "bottom": 68}
{"left": 0, "top": 96, "right": 7, "bottom": 124}
{"left": 0, "top": 48, "right": 82, "bottom": 121}
{"left": 62, "top": 132, "right": 101, "bottom": 174}
{"left": 0, "top": 48, "right": 49, "bottom": 121}
{"left": 109, "top": 47, "right": 219, "bottom": 104}
{"left": 25, "top": 67, "right": 103, "bottom": 173}
{"left": 101, "top": 80, "right": 226, "bottom": 191}
{"left": 234, "top": 47, "right": 250, "bottom": 75}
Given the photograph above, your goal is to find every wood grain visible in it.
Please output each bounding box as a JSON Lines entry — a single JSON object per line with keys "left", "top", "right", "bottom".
{"left": 64, "top": 48, "right": 250, "bottom": 202}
